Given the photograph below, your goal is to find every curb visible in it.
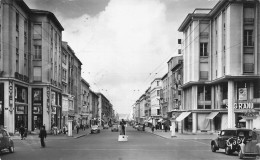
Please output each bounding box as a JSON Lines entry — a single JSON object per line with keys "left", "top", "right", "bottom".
{"left": 145, "top": 131, "right": 213, "bottom": 140}
{"left": 74, "top": 133, "right": 89, "bottom": 139}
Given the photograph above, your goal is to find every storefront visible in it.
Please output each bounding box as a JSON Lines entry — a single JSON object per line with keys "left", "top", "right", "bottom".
{"left": 51, "top": 90, "right": 62, "bottom": 129}
{"left": 14, "top": 84, "right": 28, "bottom": 131}
{"left": 32, "top": 88, "right": 43, "bottom": 131}
{"left": 0, "top": 83, "right": 4, "bottom": 127}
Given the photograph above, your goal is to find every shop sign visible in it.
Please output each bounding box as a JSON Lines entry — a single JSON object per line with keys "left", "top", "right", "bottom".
{"left": 9, "top": 81, "right": 13, "bottom": 111}
{"left": 238, "top": 88, "right": 247, "bottom": 100}
{"left": 16, "top": 105, "right": 25, "bottom": 114}
{"left": 226, "top": 102, "right": 254, "bottom": 109}
{"left": 47, "top": 87, "right": 50, "bottom": 113}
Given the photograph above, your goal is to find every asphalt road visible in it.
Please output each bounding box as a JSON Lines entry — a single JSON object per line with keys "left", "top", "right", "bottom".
{"left": 0, "top": 127, "right": 254, "bottom": 160}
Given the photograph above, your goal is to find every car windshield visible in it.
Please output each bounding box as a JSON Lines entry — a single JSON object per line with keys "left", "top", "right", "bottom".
{"left": 221, "top": 130, "right": 236, "bottom": 136}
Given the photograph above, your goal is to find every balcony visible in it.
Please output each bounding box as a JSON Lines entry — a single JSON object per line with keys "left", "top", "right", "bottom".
{"left": 244, "top": 63, "right": 254, "bottom": 73}
{"left": 33, "top": 34, "right": 42, "bottom": 39}
{"left": 200, "top": 71, "right": 208, "bottom": 80}
{"left": 200, "top": 32, "right": 209, "bottom": 38}
{"left": 244, "top": 18, "right": 254, "bottom": 25}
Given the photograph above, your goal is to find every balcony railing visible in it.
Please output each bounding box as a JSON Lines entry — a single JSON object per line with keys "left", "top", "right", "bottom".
{"left": 200, "top": 32, "right": 209, "bottom": 38}
{"left": 244, "top": 18, "right": 254, "bottom": 24}
{"left": 200, "top": 71, "right": 208, "bottom": 80}
{"left": 244, "top": 63, "right": 254, "bottom": 73}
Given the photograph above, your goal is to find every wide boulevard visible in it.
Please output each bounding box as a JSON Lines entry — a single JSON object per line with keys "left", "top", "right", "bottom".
{"left": 0, "top": 127, "right": 248, "bottom": 160}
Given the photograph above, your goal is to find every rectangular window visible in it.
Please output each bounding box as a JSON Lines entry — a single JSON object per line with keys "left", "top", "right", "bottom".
{"left": 33, "top": 67, "right": 42, "bottom": 81}
{"left": 200, "top": 43, "right": 208, "bottom": 56}
{"left": 157, "top": 81, "right": 159, "bottom": 86}
{"left": 244, "top": 30, "right": 253, "bottom": 46}
{"left": 34, "top": 45, "right": 42, "bottom": 60}
{"left": 157, "top": 90, "right": 160, "bottom": 96}
{"left": 33, "top": 24, "right": 42, "bottom": 39}
{"left": 16, "top": 12, "right": 19, "bottom": 31}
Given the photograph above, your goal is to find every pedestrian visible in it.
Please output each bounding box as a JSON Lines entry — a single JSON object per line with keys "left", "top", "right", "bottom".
{"left": 76, "top": 123, "right": 80, "bottom": 134}
{"left": 83, "top": 124, "right": 86, "bottom": 131}
{"left": 164, "top": 124, "right": 167, "bottom": 132}
{"left": 19, "top": 125, "right": 25, "bottom": 140}
{"left": 23, "top": 128, "right": 28, "bottom": 139}
{"left": 151, "top": 125, "right": 154, "bottom": 132}
{"left": 120, "top": 119, "right": 126, "bottom": 135}
{"left": 39, "top": 126, "right": 47, "bottom": 147}
{"left": 142, "top": 123, "right": 145, "bottom": 131}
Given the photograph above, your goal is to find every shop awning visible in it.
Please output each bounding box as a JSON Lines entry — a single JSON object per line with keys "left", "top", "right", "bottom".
{"left": 176, "top": 112, "right": 191, "bottom": 122}
{"left": 148, "top": 119, "right": 153, "bottom": 123}
{"left": 206, "top": 112, "right": 219, "bottom": 119}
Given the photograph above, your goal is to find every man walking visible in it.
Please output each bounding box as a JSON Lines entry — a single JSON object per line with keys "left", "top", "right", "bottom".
{"left": 39, "top": 126, "right": 47, "bottom": 147}
{"left": 19, "top": 125, "right": 25, "bottom": 140}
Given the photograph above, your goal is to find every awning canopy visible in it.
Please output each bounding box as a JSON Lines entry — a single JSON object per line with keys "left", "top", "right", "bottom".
{"left": 176, "top": 112, "right": 191, "bottom": 122}
{"left": 148, "top": 119, "right": 153, "bottom": 123}
{"left": 206, "top": 112, "right": 219, "bottom": 119}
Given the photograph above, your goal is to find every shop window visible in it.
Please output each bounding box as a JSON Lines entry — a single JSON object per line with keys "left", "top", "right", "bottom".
{"left": 221, "top": 83, "right": 228, "bottom": 99}
{"left": 205, "top": 86, "right": 211, "bottom": 101}
{"left": 254, "top": 81, "right": 260, "bottom": 98}
{"left": 198, "top": 105, "right": 204, "bottom": 109}
{"left": 205, "top": 105, "right": 211, "bottom": 109}
{"left": 198, "top": 86, "right": 204, "bottom": 101}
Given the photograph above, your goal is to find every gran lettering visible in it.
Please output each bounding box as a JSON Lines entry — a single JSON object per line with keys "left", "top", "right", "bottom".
{"left": 226, "top": 103, "right": 254, "bottom": 109}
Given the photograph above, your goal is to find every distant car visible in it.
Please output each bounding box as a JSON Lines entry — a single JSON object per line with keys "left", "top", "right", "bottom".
{"left": 111, "top": 124, "right": 119, "bottom": 132}
{"left": 103, "top": 124, "right": 109, "bottom": 129}
{"left": 0, "top": 129, "right": 14, "bottom": 154}
{"left": 238, "top": 129, "right": 260, "bottom": 159}
{"left": 90, "top": 125, "right": 100, "bottom": 134}
{"left": 136, "top": 124, "right": 144, "bottom": 131}
{"left": 211, "top": 128, "right": 253, "bottom": 155}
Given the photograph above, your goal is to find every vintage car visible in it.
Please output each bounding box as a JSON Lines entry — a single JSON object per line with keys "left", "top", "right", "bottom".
{"left": 103, "top": 124, "right": 109, "bottom": 129}
{"left": 238, "top": 129, "right": 260, "bottom": 159}
{"left": 111, "top": 124, "right": 119, "bottom": 132}
{"left": 90, "top": 125, "right": 100, "bottom": 134}
{"left": 211, "top": 128, "right": 253, "bottom": 155}
{"left": 0, "top": 129, "right": 14, "bottom": 154}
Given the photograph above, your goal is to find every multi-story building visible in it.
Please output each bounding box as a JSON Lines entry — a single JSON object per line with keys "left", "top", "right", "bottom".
{"left": 160, "top": 73, "right": 168, "bottom": 119}
{"left": 80, "top": 78, "right": 90, "bottom": 126}
{"left": 89, "top": 89, "right": 99, "bottom": 126}
{"left": 97, "top": 93, "right": 113, "bottom": 126}
{"left": 72, "top": 52, "right": 82, "bottom": 124}
{"left": 61, "top": 41, "right": 79, "bottom": 128}
{"left": 178, "top": 0, "right": 260, "bottom": 133}
{"left": 144, "top": 87, "right": 151, "bottom": 120}
{"left": 150, "top": 78, "right": 162, "bottom": 124}
{"left": 0, "top": 0, "right": 64, "bottom": 133}
{"left": 138, "top": 94, "right": 146, "bottom": 124}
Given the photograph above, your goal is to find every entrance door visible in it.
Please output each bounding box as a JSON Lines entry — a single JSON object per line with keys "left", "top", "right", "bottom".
{"left": 15, "top": 115, "right": 28, "bottom": 131}
{"left": 32, "top": 115, "right": 42, "bottom": 131}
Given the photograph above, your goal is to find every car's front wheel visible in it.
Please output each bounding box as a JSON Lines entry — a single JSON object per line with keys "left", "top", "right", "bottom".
{"left": 211, "top": 143, "right": 217, "bottom": 152}
{"left": 9, "top": 145, "right": 14, "bottom": 153}
{"left": 225, "top": 146, "right": 231, "bottom": 155}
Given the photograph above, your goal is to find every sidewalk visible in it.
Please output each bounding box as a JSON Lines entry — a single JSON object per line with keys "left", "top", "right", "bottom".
{"left": 11, "top": 128, "right": 92, "bottom": 140}
{"left": 145, "top": 128, "right": 218, "bottom": 140}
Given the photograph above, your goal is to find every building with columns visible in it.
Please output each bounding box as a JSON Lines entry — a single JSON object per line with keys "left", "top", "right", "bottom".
{"left": 178, "top": 0, "right": 260, "bottom": 133}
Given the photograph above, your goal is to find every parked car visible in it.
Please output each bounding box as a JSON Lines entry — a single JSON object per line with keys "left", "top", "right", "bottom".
{"left": 136, "top": 124, "right": 144, "bottom": 131}
{"left": 0, "top": 129, "right": 14, "bottom": 154}
{"left": 238, "top": 129, "right": 260, "bottom": 159}
{"left": 211, "top": 128, "right": 253, "bottom": 155}
{"left": 111, "top": 124, "right": 119, "bottom": 132}
{"left": 90, "top": 125, "right": 100, "bottom": 134}
{"left": 103, "top": 124, "right": 109, "bottom": 129}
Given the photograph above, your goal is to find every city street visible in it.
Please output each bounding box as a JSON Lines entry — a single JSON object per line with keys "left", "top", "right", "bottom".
{"left": 0, "top": 127, "right": 252, "bottom": 160}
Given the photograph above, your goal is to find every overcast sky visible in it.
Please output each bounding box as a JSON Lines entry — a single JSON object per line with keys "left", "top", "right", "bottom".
{"left": 24, "top": 0, "right": 217, "bottom": 114}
